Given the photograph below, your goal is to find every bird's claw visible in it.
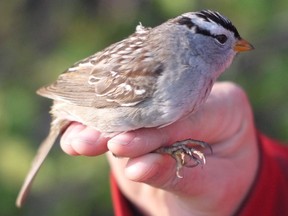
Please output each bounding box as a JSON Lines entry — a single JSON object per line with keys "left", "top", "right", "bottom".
{"left": 155, "top": 139, "right": 212, "bottom": 178}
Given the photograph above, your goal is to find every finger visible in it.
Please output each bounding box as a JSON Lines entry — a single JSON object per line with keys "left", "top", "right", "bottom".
{"left": 125, "top": 154, "right": 175, "bottom": 184}
{"left": 107, "top": 152, "right": 174, "bottom": 189}
{"left": 60, "top": 122, "right": 109, "bottom": 156}
{"left": 107, "top": 151, "right": 212, "bottom": 195}
{"left": 107, "top": 128, "right": 169, "bottom": 157}
{"left": 60, "top": 123, "right": 82, "bottom": 155}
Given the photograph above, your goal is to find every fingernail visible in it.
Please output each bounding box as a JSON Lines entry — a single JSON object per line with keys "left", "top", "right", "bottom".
{"left": 61, "top": 123, "right": 85, "bottom": 145}
{"left": 71, "top": 127, "right": 101, "bottom": 145}
{"left": 109, "top": 132, "right": 136, "bottom": 146}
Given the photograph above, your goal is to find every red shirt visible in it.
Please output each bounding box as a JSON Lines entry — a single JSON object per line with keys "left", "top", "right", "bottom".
{"left": 110, "top": 133, "right": 288, "bottom": 216}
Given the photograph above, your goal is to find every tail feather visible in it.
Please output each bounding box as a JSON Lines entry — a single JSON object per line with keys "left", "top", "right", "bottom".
{"left": 16, "top": 119, "right": 68, "bottom": 207}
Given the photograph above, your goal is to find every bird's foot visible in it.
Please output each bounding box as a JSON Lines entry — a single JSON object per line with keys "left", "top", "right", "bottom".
{"left": 155, "top": 139, "right": 212, "bottom": 178}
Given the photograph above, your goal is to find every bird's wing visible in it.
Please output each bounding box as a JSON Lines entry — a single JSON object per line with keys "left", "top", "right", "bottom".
{"left": 37, "top": 27, "right": 163, "bottom": 107}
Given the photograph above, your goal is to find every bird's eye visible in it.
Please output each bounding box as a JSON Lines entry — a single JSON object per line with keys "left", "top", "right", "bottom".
{"left": 215, "top": 34, "right": 228, "bottom": 44}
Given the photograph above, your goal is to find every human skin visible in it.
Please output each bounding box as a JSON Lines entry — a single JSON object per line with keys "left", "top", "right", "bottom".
{"left": 60, "top": 82, "right": 259, "bottom": 216}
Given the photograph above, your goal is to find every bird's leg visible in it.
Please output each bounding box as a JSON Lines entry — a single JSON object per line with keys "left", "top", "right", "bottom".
{"left": 155, "top": 139, "right": 212, "bottom": 178}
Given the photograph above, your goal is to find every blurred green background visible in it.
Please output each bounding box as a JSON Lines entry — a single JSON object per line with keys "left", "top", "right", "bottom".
{"left": 1, "top": 0, "right": 288, "bottom": 215}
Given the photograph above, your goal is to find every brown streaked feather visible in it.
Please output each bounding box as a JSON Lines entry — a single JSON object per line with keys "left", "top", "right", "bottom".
{"left": 37, "top": 26, "right": 164, "bottom": 108}
{"left": 37, "top": 72, "right": 99, "bottom": 107}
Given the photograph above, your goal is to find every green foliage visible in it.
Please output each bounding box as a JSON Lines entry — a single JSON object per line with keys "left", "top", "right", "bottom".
{"left": 1, "top": 0, "right": 288, "bottom": 215}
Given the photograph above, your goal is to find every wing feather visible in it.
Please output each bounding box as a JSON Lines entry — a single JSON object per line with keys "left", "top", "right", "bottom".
{"left": 37, "top": 25, "right": 163, "bottom": 108}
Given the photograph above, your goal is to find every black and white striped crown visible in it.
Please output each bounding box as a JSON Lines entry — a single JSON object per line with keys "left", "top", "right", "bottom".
{"left": 176, "top": 10, "right": 240, "bottom": 39}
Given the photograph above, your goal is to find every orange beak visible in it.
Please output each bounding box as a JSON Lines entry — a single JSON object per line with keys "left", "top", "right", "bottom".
{"left": 233, "top": 38, "right": 254, "bottom": 52}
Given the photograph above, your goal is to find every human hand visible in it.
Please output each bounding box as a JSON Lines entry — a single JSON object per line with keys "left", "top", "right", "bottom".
{"left": 60, "top": 82, "right": 259, "bottom": 216}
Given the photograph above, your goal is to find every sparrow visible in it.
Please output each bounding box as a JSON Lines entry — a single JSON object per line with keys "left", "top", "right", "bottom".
{"left": 16, "top": 10, "right": 253, "bottom": 207}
